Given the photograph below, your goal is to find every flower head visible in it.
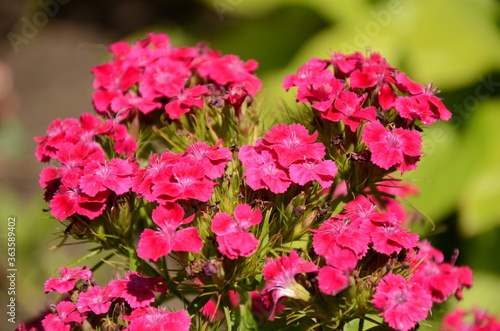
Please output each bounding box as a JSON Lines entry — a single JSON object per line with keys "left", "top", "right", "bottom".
{"left": 262, "top": 250, "right": 318, "bottom": 320}
{"left": 137, "top": 203, "right": 203, "bottom": 262}
{"left": 211, "top": 204, "right": 262, "bottom": 259}
{"left": 44, "top": 266, "right": 93, "bottom": 294}
{"left": 372, "top": 273, "right": 432, "bottom": 331}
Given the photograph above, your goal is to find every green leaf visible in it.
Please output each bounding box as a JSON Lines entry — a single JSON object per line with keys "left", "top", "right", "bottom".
{"left": 187, "top": 290, "right": 216, "bottom": 316}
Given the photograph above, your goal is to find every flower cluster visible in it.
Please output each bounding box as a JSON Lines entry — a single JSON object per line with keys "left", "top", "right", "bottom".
{"left": 442, "top": 307, "right": 500, "bottom": 331}
{"left": 36, "top": 113, "right": 138, "bottom": 220}
{"left": 92, "top": 32, "right": 260, "bottom": 120}
{"left": 285, "top": 52, "right": 451, "bottom": 174}
{"left": 133, "top": 140, "right": 231, "bottom": 204}
{"left": 26, "top": 33, "right": 493, "bottom": 331}
{"left": 239, "top": 123, "right": 338, "bottom": 193}
{"left": 19, "top": 266, "right": 190, "bottom": 331}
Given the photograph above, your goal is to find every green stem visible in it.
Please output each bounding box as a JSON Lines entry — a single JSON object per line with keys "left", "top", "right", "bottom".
{"left": 358, "top": 318, "right": 365, "bottom": 331}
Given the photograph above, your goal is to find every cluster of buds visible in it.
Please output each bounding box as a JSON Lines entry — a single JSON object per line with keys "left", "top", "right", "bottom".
{"left": 22, "top": 33, "right": 497, "bottom": 331}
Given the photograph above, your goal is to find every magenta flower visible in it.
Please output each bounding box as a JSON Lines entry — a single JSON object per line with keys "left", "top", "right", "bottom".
{"left": 289, "top": 159, "right": 338, "bottom": 188}
{"left": 348, "top": 53, "right": 396, "bottom": 90}
{"left": 395, "top": 96, "right": 434, "bottom": 125}
{"left": 372, "top": 273, "right": 432, "bottom": 331}
{"left": 109, "top": 271, "right": 167, "bottom": 308}
{"left": 42, "top": 301, "right": 84, "bottom": 331}
{"left": 283, "top": 57, "right": 328, "bottom": 91}
{"left": 35, "top": 117, "right": 80, "bottom": 162}
{"left": 164, "top": 85, "right": 210, "bottom": 119}
{"left": 312, "top": 217, "right": 370, "bottom": 271}
{"left": 239, "top": 145, "right": 291, "bottom": 193}
{"left": 317, "top": 266, "right": 350, "bottom": 296}
{"left": 44, "top": 266, "right": 92, "bottom": 294}
{"left": 360, "top": 212, "right": 419, "bottom": 256}
{"left": 361, "top": 120, "right": 422, "bottom": 173}
{"left": 442, "top": 307, "right": 500, "bottom": 331}
{"left": 49, "top": 172, "right": 109, "bottom": 220}
{"left": 151, "top": 159, "right": 217, "bottom": 203}
{"left": 211, "top": 204, "right": 262, "bottom": 259}
{"left": 323, "top": 91, "right": 376, "bottom": 131}
{"left": 132, "top": 152, "right": 182, "bottom": 201}
{"left": 124, "top": 307, "right": 191, "bottom": 331}
{"left": 76, "top": 285, "right": 118, "bottom": 314}
{"left": 137, "top": 203, "right": 203, "bottom": 262}
{"left": 408, "top": 241, "right": 473, "bottom": 303}
{"left": 262, "top": 250, "right": 318, "bottom": 320}
{"left": 395, "top": 72, "right": 452, "bottom": 124}
{"left": 139, "top": 57, "right": 190, "bottom": 99}
{"left": 184, "top": 140, "right": 232, "bottom": 180}
{"left": 263, "top": 124, "right": 325, "bottom": 167}
{"left": 295, "top": 70, "right": 346, "bottom": 113}
{"left": 79, "top": 158, "right": 137, "bottom": 197}
{"left": 197, "top": 54, "right": 261, "bottom": 97}
{"left": 110, "top": 92, "right": 162, "bottom": 116}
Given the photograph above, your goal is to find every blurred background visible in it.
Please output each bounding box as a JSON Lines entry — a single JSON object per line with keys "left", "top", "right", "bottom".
{"left": 1, "top": 0, "right": 500, "bottom": 328}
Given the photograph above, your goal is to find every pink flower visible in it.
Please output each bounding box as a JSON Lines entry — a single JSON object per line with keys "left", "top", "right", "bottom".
{"left": 312, "top": 217, "right": 370, "bottom": 271}
{"left": 124, "top": 307, "right": 191, "bottom": 331}
{"left": 288, "top": 159, "right": 338, "bottom": 188}
{"left": 263, "top": 124, "right": 325, "bottom": 167}
{"left": 35, "top": 118, "right": 79, "bottom": 162}
{"left": 49, "top": 172, "right": 109, "bottom": 220}
{"left": 184, "top": 140, "right": 232, "bottom": 180}
{"left": 295, "top": 70, "right": 346, "bottom": 112}
{"left": 317, "top": 266, "right": 350, "bottom": 296}
{"left": 76, "top": 285, "right": 117, "bottom": 314}
{"left": 395, "top": 72, "right": 452, "bottom": 123}
{"left": 110, "top": 92, "right": 162, "bottom": 115}
{"left": 361, "top": 121, "right": 422, "bottom": 173}
{"left": 238, "top": 145, "right": 291, "bottom": 193}
{"left": 395, "top": 96, "right": 434, "bottom": 125}
{"left": 283, "top": 57, "right": 328, "bottom": 91}
{"left": 109, "top": 271, "right": 167, "bottom": 308}
{"left": 408, "top": 241, "right": 473, "bottom": 303}
{"left": 360, "top": 212, "right": 419, "bottom": 255}
{"left": 348, "top": 53, "right": 396, "bottom": 90}
{"left": 164, "top": 85, "right": 210, "bottom": 119}
{"left": 139, "top": 57, "right": 190, "bottom": 99}
{"left": 79, "top": 158, "right": 137, "bottom": 197}
{"left": 42, "top": 301, "right": 84, "bottom": 331}
{"left": 442, "top": 307, "right": 500, "bottom": 331}
{"left": 137, "top": 203, "right": 203, "bottom": 262}
{"left": 322, "top": 91, "right": 376, "bottom": 131}
{"left": 198, "top": 54, "right": 261, "bottom": 97}
{"left": 262, "top": 250, "right": 318, "bottom": 320}
{"left": 211, "top": 204, "right": 262, "bottom": 259}
{"left": 372, "top": 273, "right": 432, "bottom": 331}
{"left": 132, "top": 152, "right": 182, "bottom": 201}
{"left": 44, "top": 266, "right": 92, "bottom": 294}
{"left": 151, "top": 159, "right": 216, "bottom": 203}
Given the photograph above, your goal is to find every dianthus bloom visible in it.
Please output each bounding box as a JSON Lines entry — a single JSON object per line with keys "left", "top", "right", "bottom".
{"left": 261, "top": 250, "right": 318, "bottom": 320}
{"left": 441, "top": 307, "right": 500, "bottom": 331}
{"left": 137, "top": 203, "right": 203, "bottom": 262}
{"left": 211, "top": 204, "right": 262, "bottom": 259}
{"left": 124, "top": 307, "right": 191, "bottom": 331}
{"left": 44, "top": 266, "right": 93, "bottom": 294}
{"left": 42, "top": 301, "right": 84, "bottom": 331}
{"left": 372, "top": 273, "right": 432, "bottom": 331}
{"left": 362, "top": 121, "right": 422, "bottom": 173}
{"left": 239, "top": 124, "right": 337, "bottom": 193}
{"left": 76, "top": 285, "right": 119, "bottom": 314}
{"left": 109, "top": 271, "right": 168, "bottom": 308}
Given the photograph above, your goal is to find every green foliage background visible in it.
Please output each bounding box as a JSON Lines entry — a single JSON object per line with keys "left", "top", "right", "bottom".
{"left": 1, "top": 0, "right": 500, "bottom": 328}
